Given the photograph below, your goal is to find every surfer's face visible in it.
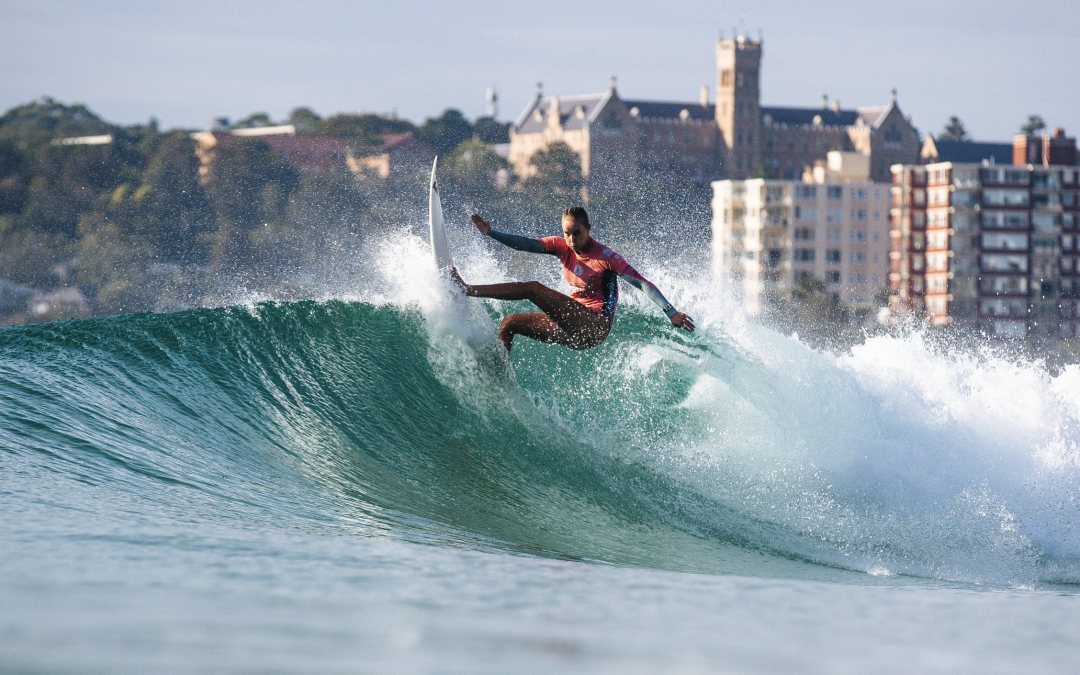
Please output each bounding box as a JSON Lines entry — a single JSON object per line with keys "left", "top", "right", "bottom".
{"left": 562, "top": 217, "right": 591, "bottom": 253}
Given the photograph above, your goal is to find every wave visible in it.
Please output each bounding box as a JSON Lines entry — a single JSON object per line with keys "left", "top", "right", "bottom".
{"left": 3, "top": 234, "right": 1080, "bottom": 588}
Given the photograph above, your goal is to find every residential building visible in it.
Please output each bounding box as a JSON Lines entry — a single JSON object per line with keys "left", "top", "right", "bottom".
{"left": 346, "top": 132, "right": 436, "bottom": 180}
{"left": 712, "top": 151, "right": 892, "bottom": 315}
{"left": 193, "top": 126, "right": 353, "bottom": 183}
{"left": 889, "top": 130, "right": 1080, "bottom": 337}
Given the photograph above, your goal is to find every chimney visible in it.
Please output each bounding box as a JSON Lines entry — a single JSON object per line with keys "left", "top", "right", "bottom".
{"left": 700, "top": 85, "right": 709, "bottom": 107}
{"left": 832, "top": 99, "right": 841, "bottom": 112}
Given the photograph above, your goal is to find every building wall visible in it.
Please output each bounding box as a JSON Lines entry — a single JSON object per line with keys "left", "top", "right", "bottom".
{"left": 890, "top": 162, "right": 1080, "bottom": 338}
{"left": 716, "top": 36, "right": 763, "bottom": 178}
{"left": 712, "top": 175, "right": 891, "bottom": 315}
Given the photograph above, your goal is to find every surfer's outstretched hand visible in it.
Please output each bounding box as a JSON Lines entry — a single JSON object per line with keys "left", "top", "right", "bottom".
{"left": 471, "top": 213, "right": 492, "bottom": 236}
{"left": 671, "top": 312, "right": 695, "bottom": 333}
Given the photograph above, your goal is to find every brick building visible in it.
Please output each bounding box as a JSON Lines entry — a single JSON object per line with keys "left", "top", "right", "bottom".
{"left": 889, "top": 130, "right": 1080, "bottom": 338}
{"left": 508, "top": 32, "right": 921, "bottom": 196}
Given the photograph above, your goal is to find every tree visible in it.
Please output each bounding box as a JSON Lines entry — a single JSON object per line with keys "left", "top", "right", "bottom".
{"left": 111, "top": 132, "right": 215, "bottom": 263}
{"left": 939, "top": 116, "right": 970, "bottom": 142}
{"left": 473, "top": 117, "right": 511, "bottom": 144}
{"left": 288, "top": 107, "right": 321, "bottom": 133}
{"left": 1021, "top": 115, "right": 1047, "bottom": 136}
{"left": 524, "top": 141, "right": 583, "bottom": 197}
{"left": 315, "top": 113, "right": 414, "bottom": 149}
{"left": 443, "top": 138, "right": 510, "bottom": 196}
{"left": 232, "top": 113, "right": 274, "bottom": 129}
{"left": 416, "top": 109, "right": 474, "bottom": 157}
{"left": 204, "top": 138, "right": 298, "bottom": 271}
{"left": 0, "top": 140, "right": 27, "bottom": 214}
{"left": 0, "top": 97, "right": 111, "bottom": 151}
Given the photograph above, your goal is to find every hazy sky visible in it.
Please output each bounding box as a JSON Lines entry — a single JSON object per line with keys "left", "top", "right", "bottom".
{"left": 2, "top": 0, "right": 1077, "bottom": 141}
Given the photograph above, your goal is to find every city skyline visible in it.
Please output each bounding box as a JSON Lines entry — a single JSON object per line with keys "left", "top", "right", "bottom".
{"left": 2, "top": 0, "right": 1077, "bottom": 141}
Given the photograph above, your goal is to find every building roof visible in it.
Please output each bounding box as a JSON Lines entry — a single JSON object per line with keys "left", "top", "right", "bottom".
{"left": 856, "top": 106, "right": 889, "bottom": 128}
{"left": 623, "top": 99, "right": 715, "bottom": 122}
{"left": 514, "top": 92, "right": 612, "bottom": 134}
{"left": 760, "top": 106, "right": 860, "bottom": 127}
{"left": 922, "top": 136, "right": 1013, "bottom": 164}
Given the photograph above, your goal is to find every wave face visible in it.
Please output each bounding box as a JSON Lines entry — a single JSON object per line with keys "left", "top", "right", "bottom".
{"left": 4, "top": 239, "right": 1080, "bottom": 588}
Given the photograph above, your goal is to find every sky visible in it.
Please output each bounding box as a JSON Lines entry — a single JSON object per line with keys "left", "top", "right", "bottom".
{"left": 2, "top": 0, "right": 1078, "bottom": 142}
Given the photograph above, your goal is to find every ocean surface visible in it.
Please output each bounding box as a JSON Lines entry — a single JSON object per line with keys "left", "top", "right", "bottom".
{"left": 3, "top": 232, "right": 1080, "bottom": 673}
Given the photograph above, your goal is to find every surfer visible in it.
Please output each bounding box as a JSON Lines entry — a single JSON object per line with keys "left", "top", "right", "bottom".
{"left": 451, "top": 206, "right": 694, "bottom": 352}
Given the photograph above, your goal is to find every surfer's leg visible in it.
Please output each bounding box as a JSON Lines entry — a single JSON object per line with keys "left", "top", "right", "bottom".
{"left": 467, "top": 281, "right": 611, "bottom": 350}
{"left": 495, "top": 312, "right": 566, "bottom": 352}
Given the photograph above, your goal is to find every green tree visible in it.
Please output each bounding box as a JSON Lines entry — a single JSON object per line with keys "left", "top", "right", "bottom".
{"left": 0, "top": 97, "right": 111, "bottom": 152}
{"left": 523, "top": 141, "right": 583, "bottom": 197}
{"left": 0, "top": 140, "right": 28, "bottom": 214}
{"left": 232, "top": 112, "right": 274, "bottom": 129}
{"left": 109, "top": 132, "right": 214, "bottom": 263}
{"left": 204, "top": 138, "right": 298, "bottom": 271}
{"left": 473, "top": 116, "right": 511, "bottom": 144}
{"left": 416, "top": 109, "right": 474, "bottom": 157}
{"left": 939, "top": 116, "right": 970, "bottom": 142}
{"left": 316, "top": 113, "right": 414, "bottom": 148}
{"left": 288, "top": 107, "right": 322, "bottom": 133}
{"left": 443, "top": 139, "right": 509, "bottom": 195}
{"left": 70, "top": 211, "right": 156, "bottom": 315}
{"left": 1021, "top": 114, "right": 1047, "bottom": 136}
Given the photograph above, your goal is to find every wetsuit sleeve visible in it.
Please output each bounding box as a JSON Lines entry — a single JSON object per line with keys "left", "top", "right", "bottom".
{"left": 487, "top": 229, "right": 548, "bottom": 254}
{"left": 618, "top": 269, "right": 679, "bottom": 319}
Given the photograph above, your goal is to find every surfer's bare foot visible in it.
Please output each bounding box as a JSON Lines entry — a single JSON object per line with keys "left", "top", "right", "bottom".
{"left": 449, "top": 267, "right": 469, "bottom": 293}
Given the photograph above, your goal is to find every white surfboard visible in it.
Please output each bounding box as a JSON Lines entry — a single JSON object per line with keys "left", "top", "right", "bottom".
{"left": 429, "top": 157, "right": 454, "bottom": 273}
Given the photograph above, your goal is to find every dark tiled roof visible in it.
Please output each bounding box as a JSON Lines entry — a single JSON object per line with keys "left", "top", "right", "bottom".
{"left": 927, "top": 139, "right": 1013, "bottom": 164}
{"left": 623, "top": 99, "right": 715, "bottom": 122}
{"left": 760, "top": 106, "right": 860, "bottom": 127}
{"left": 514, "top": 93, "right": 609, "bottom": 134}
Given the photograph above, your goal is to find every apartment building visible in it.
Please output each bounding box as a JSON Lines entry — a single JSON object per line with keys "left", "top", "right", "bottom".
{"left": 712, "top": 152, "right": 891, "bottom": 315}
{"left": 889, "top": 133, "right": 1080, "bottom": 337}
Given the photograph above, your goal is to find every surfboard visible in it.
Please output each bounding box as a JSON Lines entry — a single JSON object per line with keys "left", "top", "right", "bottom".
{"left": 429, "top": 157, "right": 454, "bottom": 274}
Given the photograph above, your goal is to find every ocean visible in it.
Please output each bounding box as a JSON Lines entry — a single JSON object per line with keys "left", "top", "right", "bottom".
{"left": 2, "top": 232, "right": 1080, "bottom": 673}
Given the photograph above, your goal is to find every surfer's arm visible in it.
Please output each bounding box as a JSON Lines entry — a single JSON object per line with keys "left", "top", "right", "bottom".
{"left": 618, "top": 271, "right": 695, "bottom": 332}
{"left": 471, "top": 213, "right": 548, "bottom": 254}
{"left": 487, "top": 229, "right": 548, "bottom": 254}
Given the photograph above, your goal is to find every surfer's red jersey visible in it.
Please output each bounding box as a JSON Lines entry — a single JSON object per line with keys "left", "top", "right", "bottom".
{"left": 538, "top": 236, "right": 661, "bottom": 316}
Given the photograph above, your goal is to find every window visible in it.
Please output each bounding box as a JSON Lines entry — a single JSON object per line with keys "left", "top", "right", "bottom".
{"left": 795, "top": 206, "right": 817, "bottom": 221}
{"left": 827, "top": 228, "right": 841, "bottom": 242}
{"left": 850, "top": 273, "right": 868, "bottom": 284}
{"left": 851, "top": 188, "right": 869, "bottom": 199}
{"left": 851, "top": 230, "right": 868, "bottom": 242}
{"left": 795, "top": 185, "right": 817, "bottom": 199}
{"left": 826, "top": 249, "right": 842, "bottom": 263}
{"left": 825, "top": 271, "right": 841, "bottom": 283}
{"left": 851, "top": 251, "right": 868, "bottom": 263}
{"left": 827, "top": 186, "right": 844, "bottom": 200}
{"left": 852, "top": 209, "right": 869, "bottom": 221}
{"left": 827, "top": 207, "right": 843, "bottom": 222}
{"left": 794, "top": 249, "right": 815, "bottom": 262}
{"left": 794, "top": 227, "right": 815, "bottom": 241}
{"left": 981, "top": 233, "right": 1029, "bottom": 250}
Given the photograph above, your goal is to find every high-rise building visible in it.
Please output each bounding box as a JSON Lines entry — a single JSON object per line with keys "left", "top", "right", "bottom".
{"left": 889, "top": 133, "right": 1080, "bottom": 338}
{"left": 713, "top": 152, "right": 892, "bottom": 315}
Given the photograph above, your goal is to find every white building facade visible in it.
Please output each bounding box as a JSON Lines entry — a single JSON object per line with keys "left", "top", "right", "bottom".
{"left": 712, "top": 152, "right": 892, "bottom": 315}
